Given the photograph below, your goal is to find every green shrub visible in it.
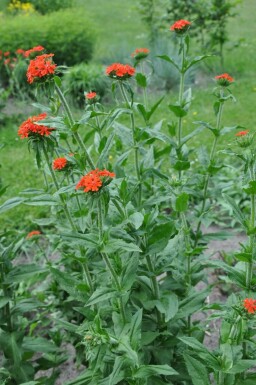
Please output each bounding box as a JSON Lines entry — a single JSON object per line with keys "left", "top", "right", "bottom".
{"left": 0, "top": 9, "right": 96, "bottom": 66}
{"left": 29, "top": 0, "right": 73, "bottom": 14}
{"left": 63, "top": 63, "right": 109, "bottom": 106}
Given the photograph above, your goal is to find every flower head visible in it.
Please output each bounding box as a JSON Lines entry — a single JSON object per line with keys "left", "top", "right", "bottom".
{"left": 4, "top": 51, "right": 10, "bottom": 57}
{"left": 53, "top": 157, "right": 68, "bottom": 171}
{"left": 27, "top": 53, "right": 57, "bottom": 84}
{"left": 85, "top": 91, "right": 97, "bottom": 100}
{"left": 170, "top": 19, "right": 191, "bottom": 34}
{"left": 215, "top": 73, "right": 234, "bottom": 87}
{"left": 18, "top": 113, "right": 54, "bottom": 139}
{"left": 106, "top": 63, "right": 135, "bottom": 80}
{"left": 24, "top": 45, "right": 45, "bottom": 58}
{"left": 76, "top": 168, "right": 115, "bottom": 193}
{"left": 27, "top": 230, "right": 41, "bottom": 239}
{"left": 16, "top": 48, "right": 26, "bottom": 57}
{"left": 131, "top": 48, "right": 150, "bottom": 61}
{"left": 243, "top": 298, "right": 256, "bottom": 314}
{"left": 235, "top": 130, "right": 249, "bottom": 137}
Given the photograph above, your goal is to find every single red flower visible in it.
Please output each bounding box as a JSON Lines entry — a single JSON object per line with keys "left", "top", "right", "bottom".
{"left": 16, "top": 48, "right": 26, "bottom": 57}
{"left": 4, "top": 51, "right": 10, "bottom": 57}
{"left": 27, "top": 230, "right": 41, "bottom": 239}
{"left": 244, "top": 298, "right": 256, "bottom": 314}
{"left": 170, "top": 19, "right": 191, "bottom": 33}
{"left": 85, "top": 91, "right": 97, "bottom": 100}
{"left": 131, "top": 48, "right": 150, "bottom": 60}
{"left": 235, "top": 130, "right": 249, "bottom": 137}
{"left": 106, "top": 63, "right": 135, "bottom": 80}
{"left": 53, "top": 157, "right": 68, "bottom": 170}
{"left": 215, "top": 73, "right": 234, "bottom": 87}
{"left": 18, "top": 113, "right": 54, "bottom": 139}
{"left": 27, "top": 53, "right": 57, "bottom": 84}
{"left": 76, "top": 169, "right": 115, "bottom": 193}
{"left": 24, "top": 45, "right": 45, "bottom": 58}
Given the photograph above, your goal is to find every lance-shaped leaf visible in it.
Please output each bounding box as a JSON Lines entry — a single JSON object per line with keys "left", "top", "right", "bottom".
{"left": 185, "top": 54, "right": 213, "bottom": 71}
{"left": 134, "top": 364, "right": 178, "bottom": 378}
{"left": 222, "top": 193, "right": 248, "bottom": 230}
{"left": 157, "top": 55, "right": 180, "bottom": 72}
{"left": 0, "top": 197, "right": 25, "bottom": 213}
{"left": 184, "top": 354, "right": 211, "bottom": 385}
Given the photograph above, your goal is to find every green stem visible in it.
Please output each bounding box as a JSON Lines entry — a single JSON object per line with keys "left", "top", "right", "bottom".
{"left": 42, "top": 143, "right": 93, "bottom": 292}
{"left": 177, "top": 38, "right": 186, "bottom": 153}
{"left": 119, "top": 81, "right": 141, "bottom": 207}
{"left": 181, "top": 211, "right": 192, "bottom": 335}
{"left": 0, "top": 263, "right": 12, "bottom": 331}
{"left": 194, "top": 98, "right": 225, "bottom": 246}
{"left": 141, "top": 61, "right": 148, "bottom": 109}
{"left": 247, "top": 162, "right": 255, "bottom": 292}
{"left": 54, "top": 84, "right": 95, "bottom": 169}
{"left": 145, "top": 254, "right": 163, "bottom": 325}
{"left": 97, "top": 198, "right": 126, "bottom": 323}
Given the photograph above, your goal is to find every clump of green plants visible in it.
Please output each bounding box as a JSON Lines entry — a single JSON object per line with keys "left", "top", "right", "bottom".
{"left": 63, "top": 63, "right": 109, "bottom": 107}
{"left": 1, "top": 18, "right": 256, "bottom": 385}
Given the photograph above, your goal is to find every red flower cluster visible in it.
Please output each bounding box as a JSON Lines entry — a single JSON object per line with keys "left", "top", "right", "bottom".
{"left": 18, "top": 113, "right": 54, "bottom": 139}
{"left": 16, "top": 48, "right": 26, "bottom": 57}
{"left": 76, "top": 169, "right": 115, "bottom": 193}
{"left": 27, "top": 53, "right": 57, "bottom": 84}
{"left": 235, "top": 130, "right": 249, "bottom": 137}
{"left": 85, "top": 91, "right": 97, "bottom": 100}
{"left": 24, "top": 45, "right": 45, "bottom": 58}
{"left": 53, "top": 157, "right": 68, "bottom": 170}
{"left": 27, "top": 230, "right": 41, "bottom": 239}
{"left": 106, "top": 63, "right": 135, "bottom": 80}
{"left": 170, "top": 19, "right": 191, "bottom": 33}
{"left": 131, "top": 48, "right": 150, "bottom": 60}
{"left": 244, "top": 298, "right": 256, "bottom": 314}
{"left": 215, "top": 73, "right": 234, "bottom": 86}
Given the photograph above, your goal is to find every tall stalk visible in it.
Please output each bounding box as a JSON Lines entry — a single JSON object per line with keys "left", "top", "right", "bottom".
{"left": 194, "top": 92, "right": 225, "bottom": 246}
{"left": 42, "top": 143, "right": 93, "bottom": 292}
{"left": 119, "top": 81, "right": 141, "bottom": 207}
{"left": 247, "top": 158, "right": 255, "bottom": 292}
{"left": 97, "top": 198, "right": 126, "bottom": 324}
{"left": 54, "top": 84, "right": 95, "bottom": 169}
{"left": 177, "top": 38, "right": 186, "bottom": 154}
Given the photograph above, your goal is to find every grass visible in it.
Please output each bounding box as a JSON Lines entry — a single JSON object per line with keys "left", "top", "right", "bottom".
{"left": 0, "top": 0, "right": 256, "bottom": 229}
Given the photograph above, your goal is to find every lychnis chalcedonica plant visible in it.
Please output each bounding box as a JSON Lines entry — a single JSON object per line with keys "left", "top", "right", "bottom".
{"left": 1, "top": 17, "right": 256, "bottom": 385}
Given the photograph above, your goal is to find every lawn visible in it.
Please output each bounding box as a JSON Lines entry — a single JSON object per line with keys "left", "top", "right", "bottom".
{"left": 0, "top": 0, "right": 256, "bottom": 229}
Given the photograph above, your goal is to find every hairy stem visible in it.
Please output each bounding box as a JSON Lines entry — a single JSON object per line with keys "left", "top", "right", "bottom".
{"left": 194, "top": 97, "right": 225, "bottom": 246}
{"left": 97, "top": 198, "right": 126, "bottom": 323}
{"left": 42, "top": 143, "right": 93, "bottom": 292}
{"left": 54, "top": 83, "right": 95, "bottom": 169}
{"left": 119, "top": 81, "right": 141, "bottom": 207}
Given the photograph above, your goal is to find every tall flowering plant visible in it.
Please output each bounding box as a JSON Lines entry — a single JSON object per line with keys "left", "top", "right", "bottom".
{"left": 1, "top": 21, "right": 256, "bottom": 385}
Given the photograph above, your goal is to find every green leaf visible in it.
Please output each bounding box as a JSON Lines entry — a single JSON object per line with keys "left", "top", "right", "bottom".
{"left": 11, "top": 299, "right": 46, "bottom": 315}
{"left": 0, "top": 296, "right": 10, "bottom": 308}
{"left": 157, "top": 55, "right": 180, "bottom": 71}
{"left": 185, "top": 55, "right": 212, "bottom": 71}
{"left": 136, "top": 72, "right": 147, "bottom": 88}
{"left": 97, "top": 130, "right": 115, "bottom": 167}
{"left": 0, "top": 197, "right": 25, "bottom": 213}
{"left": 147, "top": 222, "right": 176, "bottom": 254}
{"left": 121, "top": 254, "right": 139, "bottom": 291}
{"left": 103, "top": 239, "right": 141, "bottom": 254}
{"left": 184, "top": 354, "right": 210, "bottom": 385}
{"left": 54, "top": 76, "right": 62, "bottom": 87}
{"left": 50, "top": 267, "right": 89, "bottom": 302}
{"left": 24, "top": 194, "right": 59, "bottom": 206}
{"left": 175, "top": 192, "right": 189, "bottom": 212}
{"left": 0, "top": 331, "right": 22, "bottom": 367}
{"left": 243, "top": 181, "right": 256, "bottom": 195}
{"left": 129, "top": 212, "right": 144, "bottom": 229}
{"left": 22, "top": 337, "right": 58, "bottom": 353}
{"left": 134, "top": 364, "right": 178, "bottom": 378}
{"left": 169, "top": 104, "right": 187, "bottom": 117}
{"left": 228, "top": 360, "right": 256, "bottom": 374}
{"left": 20, "top": 382, "right": 40, "bottom": 385}
{"left": 130, "top": 309, "right": 142, "bottom": 348}
{"left": 222, "top": 193, "right": 247, "bottom": 229}
{"left": 235, "top": 378, "right": 256, "bottom": 385}
{"left": 5, "top": 264, "right": 47, "bottom": 283}
{"left": 173, "top": 160, "right": 190, "bottom": 171}
{"left": 155, "top": 293, "right": 179, "bottom": 322}
{"left": 60, "top": 232, "right": 98, "bottom": 248}
{"left": 86, "top": 287, "right": 117, "bottom": 306}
